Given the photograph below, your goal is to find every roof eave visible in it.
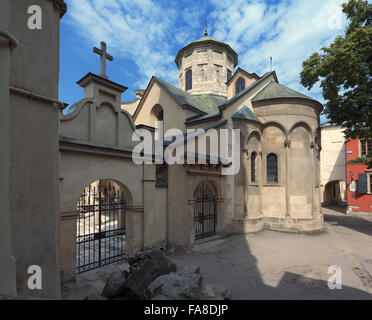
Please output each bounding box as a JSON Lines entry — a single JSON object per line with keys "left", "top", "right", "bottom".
{"left": 231, "top": 117, "right": 263, "bottom": 126}
{"left": 175, "top": 39, "right": 238, "bottom": 68}
{"left": 226, "top": 67, "right": 260, "bottom": 86}
{"left": 218, "top": 71, "right": 278, "bottom": 111}
{"left": 252, "top": 97, "right": 323, "bottom": 112}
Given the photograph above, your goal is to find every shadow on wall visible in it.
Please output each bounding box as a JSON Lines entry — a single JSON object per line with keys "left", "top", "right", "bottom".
{"left": 323, "top": 141, "right": 346, "bottom": 183}
{"left": 323, "top": 181, "right": 346, "bottom": 205}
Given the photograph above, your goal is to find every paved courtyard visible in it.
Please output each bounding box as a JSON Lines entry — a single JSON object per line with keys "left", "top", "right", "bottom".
{"left": 62, "top": 204, "right": 372, "bottom": 299}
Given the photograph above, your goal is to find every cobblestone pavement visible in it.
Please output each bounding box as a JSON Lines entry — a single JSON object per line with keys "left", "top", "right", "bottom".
{"left": 62, "top": 204, "right": 372, "bottom": 300}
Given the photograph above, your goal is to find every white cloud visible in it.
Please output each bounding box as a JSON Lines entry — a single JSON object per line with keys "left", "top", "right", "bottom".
{"left": 65, "top": 0, "right": 181, "bottom": 88}
{"left": 208, "top": 0, "right": 346, "bottom": 107}
{"left": 65, "top": 0, "right": 347, "bottom": 113}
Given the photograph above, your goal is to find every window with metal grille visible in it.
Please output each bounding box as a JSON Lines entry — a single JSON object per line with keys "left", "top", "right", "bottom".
{"left": 186, "top": 69, "right": 192, "bottom": 91}
{"left": 235, "top": 77, "right": 245, "bottom": 95}
{"left": 267, "top": 153, "right": 278, "bottom": 183}
{"left": 251, "top": 152, "right": 256, "bottom": 182}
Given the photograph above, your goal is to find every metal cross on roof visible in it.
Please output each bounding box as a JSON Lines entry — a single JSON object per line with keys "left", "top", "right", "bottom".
{"left": 203, "top": 20, "right": 208, "bottom": 36}
{"left": 93, "top": 41, "right": 113, "bottom": 79}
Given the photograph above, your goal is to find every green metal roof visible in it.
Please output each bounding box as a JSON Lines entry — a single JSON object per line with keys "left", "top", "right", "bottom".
{"left": 155, "top": 77, "right": 227, "bottom": 114}
{"left": 232, "top": 106, "right": 260, "bottom": 122}
{"left": 252, "top": 81, "right": 315, "bottom": 102}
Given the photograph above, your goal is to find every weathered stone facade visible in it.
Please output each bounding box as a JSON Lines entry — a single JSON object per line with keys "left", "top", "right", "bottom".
{"left": 175, "top": 37, "right": 237, "bottom": 96}
{"left": 1, "top": 2, "right": 325, "bottom": 298}
{"left": 131, "top": 34, "right": 324, "bottom": 244}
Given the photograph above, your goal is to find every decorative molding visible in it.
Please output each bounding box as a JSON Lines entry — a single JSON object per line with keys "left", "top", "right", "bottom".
{"left": 59, "top": 137, "right": 135, "bottom": 159}
{"left": 0, "top": 30, "right": 18, "bottom": 51}
{"left": 187, "top": 169, "right": 222, "bottom": 176}
{"left": 10, "top": 86, "right": 64, "bottom": 109}
{"left": 124, "top": 204, "right": 144, "bottom": 213}
{"left": 61, "top": 210, "right": 79, "bottom": 221}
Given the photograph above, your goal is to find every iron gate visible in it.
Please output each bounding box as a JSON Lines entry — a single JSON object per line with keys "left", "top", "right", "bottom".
{"left": 76, "top": 181, "right": 126, "bottom": 273}
{"left": 193, "top": 181, "right": 216, "bottom": 240}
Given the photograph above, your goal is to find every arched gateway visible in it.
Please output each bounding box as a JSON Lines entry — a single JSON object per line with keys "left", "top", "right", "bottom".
{"left": 76, "top": 180, "right": 126, "bottom": 273}
{"left": 193, "top": 180, "right": 217, "bottom": 240}
{"left": 59, "top": 72, "right": 155, "bottom": 281}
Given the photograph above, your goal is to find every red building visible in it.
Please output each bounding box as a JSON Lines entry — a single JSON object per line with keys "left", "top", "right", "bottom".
{"left": 345, "top": 138, "right": 372, "bottom": 213}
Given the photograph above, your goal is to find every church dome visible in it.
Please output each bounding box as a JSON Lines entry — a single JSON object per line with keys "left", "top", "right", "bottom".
{"left": 175, "top": 35, "right": 238, "bottom": 97}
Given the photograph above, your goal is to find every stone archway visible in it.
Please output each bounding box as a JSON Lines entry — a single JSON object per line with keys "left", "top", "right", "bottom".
{"left": 323, "top": 180, "right": 344, "bottom": 205}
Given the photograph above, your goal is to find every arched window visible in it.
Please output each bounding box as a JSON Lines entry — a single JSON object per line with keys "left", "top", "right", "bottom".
{"left": 267, "top": 153, "right": 278, "bottom": 183}
{"left": 251, "top": 152, "right": 257, "bottom": 182}
{"left": 235, "top": 77, "right": 245, "bottom": 95}
{"left": 186, "top": 69, "right": 192, "bottom": 91}
{"left": 150, "top": 104, "right": 164, "bottom": 140}
{"left": 157, "top": 109, "right": 163, "bottom": 121}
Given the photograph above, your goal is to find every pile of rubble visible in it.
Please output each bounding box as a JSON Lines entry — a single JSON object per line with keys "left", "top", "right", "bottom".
{"left": 86, "top": 249, "right": 230, "bottom": 300}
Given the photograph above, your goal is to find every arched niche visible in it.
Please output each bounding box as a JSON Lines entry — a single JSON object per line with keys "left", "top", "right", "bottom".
{"left": 288, "top": 125, "right": 312, "bottom": 217}
{"left": 150, "top": 104, "right": 164, "bottom": 139}
{"left": 245, "top": 131, "right": 262, "bottom": 218}
{"left": 95, "top": 102, "right": 118, "bottom": 146}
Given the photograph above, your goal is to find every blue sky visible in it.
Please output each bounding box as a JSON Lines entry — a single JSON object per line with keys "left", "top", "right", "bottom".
{"left": 59, "top": 0, "right": 348, "bottom": 122}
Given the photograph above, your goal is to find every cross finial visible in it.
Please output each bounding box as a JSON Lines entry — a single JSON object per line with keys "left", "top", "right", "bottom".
{"left": 270, "top": 56, "right": 272, "bottom": 72}
{"left": 203, "top": 20, "right": 208, "bottom": 36}
{"left": 93, "top": 41, "right": 113, "bottom": 79}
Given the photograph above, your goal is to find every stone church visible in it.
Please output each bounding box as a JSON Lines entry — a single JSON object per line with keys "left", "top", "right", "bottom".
{"left": 58, "top": 30, "right": 324, "bottom": 291}
{"left": 124, "top": 32, "right": 324, "bottom": 239}
{"left": 1, "top": 0, "right": 323, "bottom": 300}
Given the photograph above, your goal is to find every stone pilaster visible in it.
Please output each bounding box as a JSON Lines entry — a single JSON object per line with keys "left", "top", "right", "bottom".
{"left": 125, "top": 204, "right": 144, "bottom": 256}
{"left": 0, "top": 0, "right": 17, "bottom": 298}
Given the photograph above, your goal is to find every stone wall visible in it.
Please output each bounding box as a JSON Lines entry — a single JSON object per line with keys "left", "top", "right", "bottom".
{"left": 7, "top": 0, "right": 65, "bottom": 299}
{"left": 177, "top": 43, "right": 234, "bottom": 96}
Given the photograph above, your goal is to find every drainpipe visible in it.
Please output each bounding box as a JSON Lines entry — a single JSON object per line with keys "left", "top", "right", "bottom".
{"left": 344, "top": 140, "right": 348, "bottom": 205}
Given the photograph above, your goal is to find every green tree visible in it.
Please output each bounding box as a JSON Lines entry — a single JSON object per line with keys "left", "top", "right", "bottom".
{"left": 300, "top": 0, "right": 372, "bottom": 166}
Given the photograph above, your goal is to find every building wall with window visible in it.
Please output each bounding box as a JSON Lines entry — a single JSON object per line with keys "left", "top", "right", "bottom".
{"left": 134, "top": 34, "right": 324, "bottom": 248}
{"left": 320, "top": 124, "right": 346, "bottom": 205}
{"left": 346, "top": 138, "right": 372, "bottom": 213}
{"left": 226, "top": 69, "right": 259, "bottom": 100}
{"left": 175, "top": 37, "right": 237, "bottom": 96}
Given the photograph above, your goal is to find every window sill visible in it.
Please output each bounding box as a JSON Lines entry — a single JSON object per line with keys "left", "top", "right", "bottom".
{"left": 263, "top": 183, "right": 282, "bottom": 187}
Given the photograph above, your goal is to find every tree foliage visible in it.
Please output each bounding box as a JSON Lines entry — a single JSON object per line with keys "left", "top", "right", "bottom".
{"left": 301, "top": 0, "right": 372, "bottom": 141}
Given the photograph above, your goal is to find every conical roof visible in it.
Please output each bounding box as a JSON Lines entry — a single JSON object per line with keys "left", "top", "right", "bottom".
{"left": 252, "top": 81, "right": 315, "bottom": 102}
